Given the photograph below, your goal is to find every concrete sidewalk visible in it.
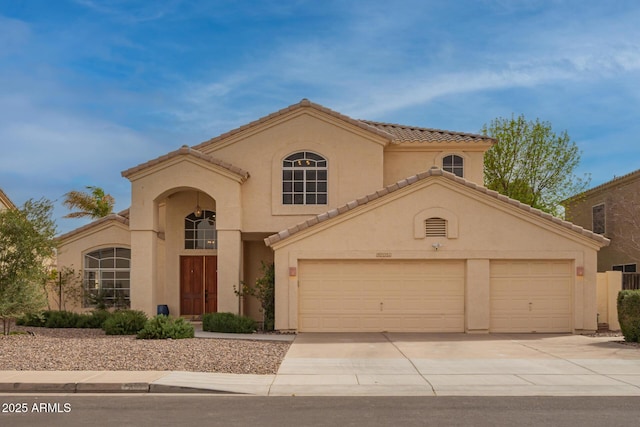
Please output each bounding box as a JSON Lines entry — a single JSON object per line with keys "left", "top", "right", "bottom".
{"left": 2, "top": 333, "right": 640, "bottom": 396}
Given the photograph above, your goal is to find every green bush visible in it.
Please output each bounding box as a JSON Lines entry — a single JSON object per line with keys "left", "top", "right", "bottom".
{"left": 75, "top": 310, "right": 112, "bottom": 329}
{"left": 202, "top": 312, "right": 257, "bottom": 334}
{"left": 136, "top": 315, "right": 194, "bottom": 339}
{"left": 102, "top": 310, "right": 148, "bottom": 335}
{"left": 618, "top": 290, "right": 640, "bottom": 342}
{"left": 16, "top": 311, "right": 48, "bottom": 327}
{"left": 45, "top": 310, "right": 82, "bottom": 328}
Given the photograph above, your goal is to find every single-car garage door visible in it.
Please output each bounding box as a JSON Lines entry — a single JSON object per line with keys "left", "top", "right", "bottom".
{"left": 490, "top": 260, "right": 573, "bottom": 333}
{"left": 298, "top": 259, "right": 465, "bottom": 332}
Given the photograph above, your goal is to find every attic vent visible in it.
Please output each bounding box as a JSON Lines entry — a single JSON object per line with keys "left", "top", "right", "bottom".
{"left": 425, "top": 218, "right": 447, "bottom": 237}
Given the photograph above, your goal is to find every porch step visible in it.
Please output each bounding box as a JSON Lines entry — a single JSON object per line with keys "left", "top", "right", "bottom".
{"left": 597, "top": 323, "right": 610, "bottom": 332}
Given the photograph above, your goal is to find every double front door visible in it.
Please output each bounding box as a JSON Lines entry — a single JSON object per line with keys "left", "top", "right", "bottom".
{"left": 180, "top": 256, "right": 217, "bottom": 316}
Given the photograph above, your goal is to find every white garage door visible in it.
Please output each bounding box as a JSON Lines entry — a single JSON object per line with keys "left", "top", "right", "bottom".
{"left": 298, "top": 260, "right": 465, "bottom": 332}
{"left": 490, "top": 260, "right": 573, "bottom": 333}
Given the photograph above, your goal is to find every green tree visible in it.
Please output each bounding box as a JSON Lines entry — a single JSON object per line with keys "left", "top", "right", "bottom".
{"left": 0, "top": 199, "right": 57, "bottom": 334}
{"left": 62, "top": 186, "right": 115, "bottom": 219}
{"left": 482, "top": 114, "right": 590, "bottom": 216}
{"left": 235, "top": 262, "right": 275, "bottom": 331}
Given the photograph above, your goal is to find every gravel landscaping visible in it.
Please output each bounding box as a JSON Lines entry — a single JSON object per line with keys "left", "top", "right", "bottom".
{"left": 0, "top": 326, "right": 291, "bottom": 374}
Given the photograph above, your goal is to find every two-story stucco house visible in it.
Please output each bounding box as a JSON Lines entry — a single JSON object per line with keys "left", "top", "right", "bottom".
{"left": 56, "top": 99, "right": 608, "bottom": 334}
{"left": 564, "top": 169, "right": 639, "bottom": 274}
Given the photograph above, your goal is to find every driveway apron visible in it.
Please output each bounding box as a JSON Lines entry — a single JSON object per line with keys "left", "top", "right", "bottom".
{"left": 272, "top": 333, "right": 640, "bottom": 396}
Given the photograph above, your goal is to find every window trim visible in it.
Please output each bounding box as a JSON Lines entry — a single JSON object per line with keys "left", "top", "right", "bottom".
{"left": 442, "top": 154, "right": 464, "bottom": 178}
{"left": 185, "top": 210, "right": 217, "bottom": 250}
{"left": 613, "top": 263, "right": 637, "bottom": 273}
{"left": 83, "top": 247, "right": 131, "bottom": 308}
{"left": 592, "top": 203, "right": 605, "bottom": 235}
{"left": 282, "top": 151, "right": 328, "bottom": 206}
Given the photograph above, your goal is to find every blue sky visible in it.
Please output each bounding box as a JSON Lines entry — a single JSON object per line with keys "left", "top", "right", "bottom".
{"left": 1, "top": 0, "right": 639, "bottom": 234}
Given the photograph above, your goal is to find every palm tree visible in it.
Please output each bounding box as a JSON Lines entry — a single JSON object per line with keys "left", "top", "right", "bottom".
{"left": 62, "top": 186, "right": 115, "bottom": 219}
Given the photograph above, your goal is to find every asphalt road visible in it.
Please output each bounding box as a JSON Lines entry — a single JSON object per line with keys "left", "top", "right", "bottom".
{"left": 1, "top": 395, "right": 638, "bottom": 427}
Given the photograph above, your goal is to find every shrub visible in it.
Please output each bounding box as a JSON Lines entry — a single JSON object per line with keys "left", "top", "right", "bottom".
{"left": 16, "top": 311, "right": 48, "bottom": 327}
{"left": 202, "top": 312, "right": 257, "bottom": 334}
{"left": 75, "top": 310, "right": 112, "bottom": 329}
{"left": 136, "top": 315, "right": 194, "bottom": 339}
{"left": 102, "top": 310, "right": 148, "bottom": 335}
{"left": 45, "top": 310, "right": 82, "bottom": 328}
{"left": 618, "top": 290, "right": 640, "bottom": 342}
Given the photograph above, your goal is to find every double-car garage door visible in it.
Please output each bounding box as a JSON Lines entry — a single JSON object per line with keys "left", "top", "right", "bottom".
{"left": 298, "top": 259, "right": 572, "bottom": 333}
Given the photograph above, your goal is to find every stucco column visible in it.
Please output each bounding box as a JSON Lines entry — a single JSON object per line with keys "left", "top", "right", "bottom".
{"left": 217, "top": 229, "right": 242, "bottom": 313}
{"left": 607, "top": 270, "right": 622, "bottom": 331}
{"left": 130, "top": 230, "right": 157, "bottom": 317}
{"left": 465, "top": 259, "right": 490, "bottom": 333}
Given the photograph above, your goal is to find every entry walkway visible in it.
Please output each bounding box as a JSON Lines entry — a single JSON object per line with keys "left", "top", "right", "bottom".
{"left": 2, "top": 333, "right": 640, "bottom": 396}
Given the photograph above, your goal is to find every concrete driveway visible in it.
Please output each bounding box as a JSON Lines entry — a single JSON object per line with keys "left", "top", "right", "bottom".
{"left": 272, "top": 333, "right": 640, "bottom": 396}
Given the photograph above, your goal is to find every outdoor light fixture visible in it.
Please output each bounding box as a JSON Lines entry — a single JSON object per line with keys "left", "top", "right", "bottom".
{"left": 194, "top": 192, "right": 202, "bottom": 217}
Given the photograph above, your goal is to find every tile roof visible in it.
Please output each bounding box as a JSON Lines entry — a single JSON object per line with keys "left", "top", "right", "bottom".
{"left": 360, "top": 121, "right": 495, "bottom": 144}
{"left": 193, "top": 99, "right": 393, "bottom": 150}
{"left": 121, "top": 145, "right": 249, "bottom": 181}
{"left": 193, "top": 99, "right": 495, "bottom": 150}
{"left": 0, "top": 187, "right": 16, "bottom": 210}
{"left": 264, "top": 167, "right": 610, "bottom": 247}
{"left": 563, "top": 168, "right": 640, "bottom": 203}
{"left": 56, "top": 213, "right": 129, "bottom": 242}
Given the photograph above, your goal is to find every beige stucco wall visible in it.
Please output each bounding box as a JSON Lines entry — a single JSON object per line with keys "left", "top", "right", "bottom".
{"left": 271, "top": 177, "right": 603, "bottom": 333}
{"left": 596, "top": 271, "right": 622, "bottom": 330}
{"left": 56, "top": 220, "right": 131, "bottom": 312}
{"left": 383, "top": 147, "right": 487, "bottom": 186}
{"left": 127, "top": 155, "right": 244, "bottom": 316}
{"left": 200, "top": 110, "right": 388, "bottom": 233}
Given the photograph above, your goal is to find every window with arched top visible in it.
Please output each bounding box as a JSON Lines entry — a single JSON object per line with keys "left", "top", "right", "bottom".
{"left": 443, "top": 154, "right": 464, "bottom": 177}
{"left": 282, "top": 151, "right": 328, "bottom": 205}
{"left": 83, "top": 247, "right": 130, "bottom": 308}
{"left": 185, "top": 210, "right": 217, "bottom": 249}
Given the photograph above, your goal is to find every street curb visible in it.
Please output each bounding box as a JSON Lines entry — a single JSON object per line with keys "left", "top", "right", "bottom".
{"left": 0, "top": 382, "right": 243, "bottom": 394}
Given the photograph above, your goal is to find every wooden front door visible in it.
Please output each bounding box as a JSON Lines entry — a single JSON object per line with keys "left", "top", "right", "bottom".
{"left": 180, "top": 256, "right": 217, "bottom": 316}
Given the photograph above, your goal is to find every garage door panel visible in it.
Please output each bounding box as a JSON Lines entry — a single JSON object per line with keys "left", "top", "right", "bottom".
{"left": 299, "top": 260, "right": 465, "bottom": 332}
{"left": 490, "top": 260, "right": 572, "bottom": 333}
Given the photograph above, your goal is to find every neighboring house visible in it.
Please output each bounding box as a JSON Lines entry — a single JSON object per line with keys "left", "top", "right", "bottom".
{"left": 0, "top": 188, "right": 16, "bottom": 212}
{"left": 56, "top": 99, "right": 608, "bottom": 334}
{"left": 564, "top": 169, "right": 640, "bottom": 274}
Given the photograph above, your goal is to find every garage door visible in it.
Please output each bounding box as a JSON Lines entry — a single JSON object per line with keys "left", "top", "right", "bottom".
{"left": 298, "top": 260, "right": 465, "bottom": 332}
{"left": 490, "top": 260, "right": 572, "bottom": 333}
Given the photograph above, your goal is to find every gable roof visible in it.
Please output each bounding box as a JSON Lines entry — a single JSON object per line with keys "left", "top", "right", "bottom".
{"left": 265, "top": 167, "right": 610, "bottom": 247}
{"left": 563, "top": 168, "right": 640, "bottom": 203}
{"left": 193, "top": 99, "right": 495, "bottom": 151}
{"left": 56, "top": 213, "right": 130, "bottom": 243}
{"left": 121, "top": 145, "right": 250, "bottom": 181}
{"left": 361, "top": 121, "right": 495, "bottom": 145}
{"left": 0, "top": 188, "right": 16, "bottom": 210}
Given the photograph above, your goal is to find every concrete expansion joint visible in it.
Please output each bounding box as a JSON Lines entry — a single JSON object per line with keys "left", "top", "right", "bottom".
{"left": 381, "top": 332, "right": 436, "bottom": 394}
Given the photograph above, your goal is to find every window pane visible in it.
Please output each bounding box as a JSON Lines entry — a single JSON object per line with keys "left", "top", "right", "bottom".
{"left": 85, "top": 257, "right": 99, "bottom": 269}
{"left": 306, "top": 182, "right": 316, "bottom": 192}
{"left": 115, "top": 258, "right": 130, "bottom": 268}
{"left": 306, "top": 170, "right": 316, "bottom": 180}
{"left": 317, "top": 194, "right": 327, "bottom": 204}
{"left": 286, "top": 152, "right": 305, "bottom": 161}
{"left": 453, "top": 156, "right": 463, "bottom": 166}
{"left": 102, "top": 258, "right": 114, "bottom": 268}
{"left": 306, "top": 194, "right": 316, "bottom": 204}
{"left": 283, "top": 194, "right": 292, "bottom": 204}
{"left": 294, "top": 182, "right": 303, "bottom": 192}
{"left": 116, "top": 248, "right": 130, "bottom": 258}
{"left": 306, "top": 152, "right": 323, "bottom": 161}
{"left": 318, "top": 182, "right": 327, "bottom": 192}
{"left": 283, "top": 182, "right": 292, "bottom": 192}
{"left": 294, "top": 194, "right": 304, "bottom": 204}
{"left": 283, "top": 170, "right": 292, "bottom": 180}
{"left": 318, "top": 170, "right": 327, "bottom": 180}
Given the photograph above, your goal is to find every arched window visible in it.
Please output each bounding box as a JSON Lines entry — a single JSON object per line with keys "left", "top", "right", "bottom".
{"left": 282, "top": 151, "right": 328, "bottom": 205}
{"left": 443, "top": 154, "right": 464, "bottom": 177}
{"left": 185, "top": 210, "right": 217, "bottom": 249}
{"left": 84, "top": 247, "right": 130, "bottom": 308}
